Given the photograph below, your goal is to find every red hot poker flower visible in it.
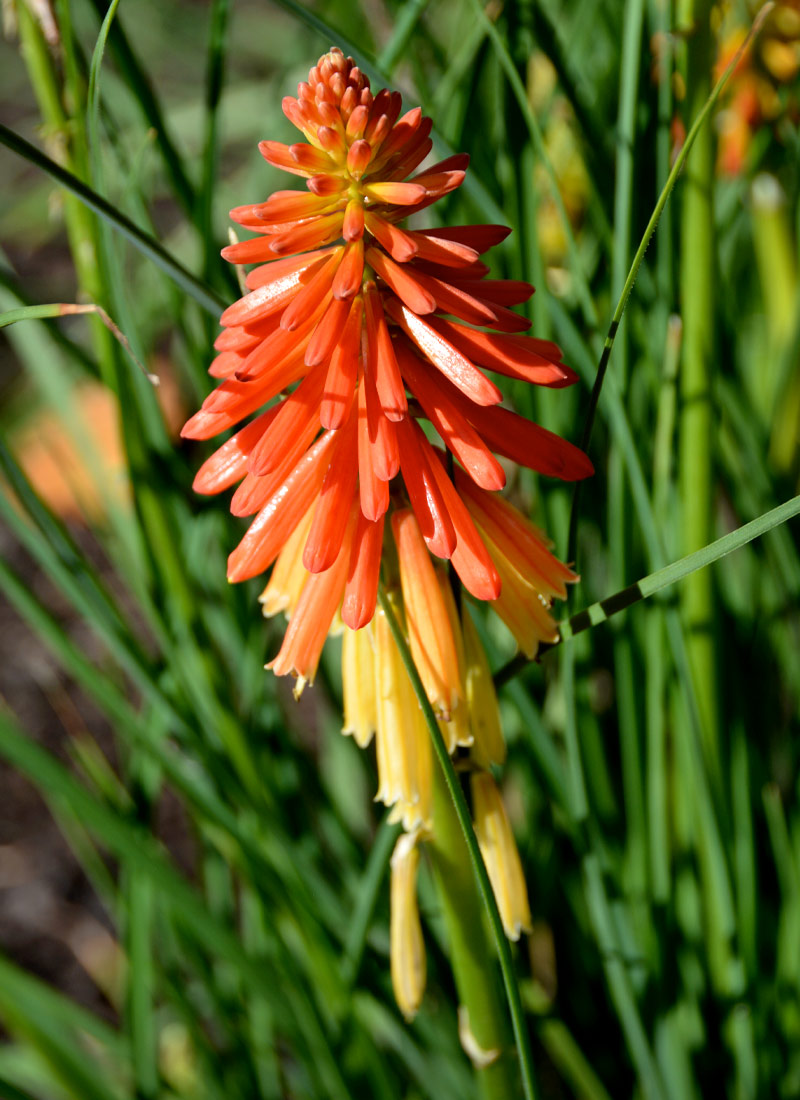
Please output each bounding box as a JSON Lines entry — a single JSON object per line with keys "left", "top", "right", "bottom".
{"left": 182, "top": 47, "right": 592, "bottom": 683}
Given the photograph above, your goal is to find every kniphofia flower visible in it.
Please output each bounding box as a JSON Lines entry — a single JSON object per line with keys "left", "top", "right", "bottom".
{"left": 182, "top": 47, "right": 592, "bottom": 685}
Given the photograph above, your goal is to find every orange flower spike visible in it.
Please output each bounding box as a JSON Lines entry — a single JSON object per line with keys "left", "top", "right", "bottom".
{"left": 184, "top": 45, "right": 594, "bottom": 670}
{"left": 392, "top": 508, "right": 462, "bottom": 719}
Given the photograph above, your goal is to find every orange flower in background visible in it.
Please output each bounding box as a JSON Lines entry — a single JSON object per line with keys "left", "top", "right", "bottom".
{"left": 182, "top": 47, "right": 592, "bottom": 682}
{"left": 715, "top": 3, "right": 800, "bottom": 176}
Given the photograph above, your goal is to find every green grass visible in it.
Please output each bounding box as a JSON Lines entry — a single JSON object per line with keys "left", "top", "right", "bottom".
{"left": 0, "top": 0, "right": 798, "bottom": 1097}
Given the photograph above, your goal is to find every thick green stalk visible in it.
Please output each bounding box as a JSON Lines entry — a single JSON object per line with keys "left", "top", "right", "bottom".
{"left": 377, "top": 588, "right": 538, "bottom": 1100}
{"left": 678, "top": 5, "right": 719, "bottom": 779}
{"left": 16, "top": 4, "right": 107, "bottom": 347}
{"left": 427, "top": 769, "right": 518, "bottom": 1099}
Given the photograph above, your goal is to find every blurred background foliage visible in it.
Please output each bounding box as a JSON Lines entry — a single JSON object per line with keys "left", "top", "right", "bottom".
{"left": 0, "top": 0, "right": 799, "bottom": 1097}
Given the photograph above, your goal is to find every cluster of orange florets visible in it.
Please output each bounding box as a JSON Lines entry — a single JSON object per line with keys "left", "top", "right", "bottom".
{"left": 182, "top": 48, "right": 591, "bottom": 683}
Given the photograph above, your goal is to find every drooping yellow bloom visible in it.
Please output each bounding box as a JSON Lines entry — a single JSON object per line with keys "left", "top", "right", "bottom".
{"left": 462, "top": 610, "right": 506, "bottom": 768}
{"left": 471, "top": 771, "right": 532, "bottom": 941}
{"left": 373, "top": 602, "right": 432, "bottom": 830}
{"left": 435, "top": 570, "right": 473, "bottom": 754}
{"left": 341, "top": 625, "right": 376, "bottom": 748}
{"left": 390, "top": 830, "right": 426, "bottom": 1021}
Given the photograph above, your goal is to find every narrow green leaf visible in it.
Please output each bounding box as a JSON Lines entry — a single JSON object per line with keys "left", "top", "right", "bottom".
{"left": 0, "top": 123, "right": 223, "bottom": 315}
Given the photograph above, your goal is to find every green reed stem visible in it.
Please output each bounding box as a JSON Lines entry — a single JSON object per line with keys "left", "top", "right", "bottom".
{"left": 377, "top": 587, "right": 538, "bottom": 1100}
{"left": 678, "top": 2, "right": 719, "bottom": 782}
{"left": 428, "top": 768, "right": 518, "bottom": 1099}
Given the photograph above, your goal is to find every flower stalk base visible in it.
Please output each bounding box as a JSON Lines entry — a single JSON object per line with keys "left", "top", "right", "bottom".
{"left": 427, "top": 765, "right": 520, "bottom": 1099}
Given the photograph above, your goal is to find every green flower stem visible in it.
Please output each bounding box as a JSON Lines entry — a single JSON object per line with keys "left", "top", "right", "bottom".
{"left": 377, "top": 587, "right": 538, "bottom": 1100}
{"left": 16, "top": 4, "right": 108, "bottom": 353}
{"left": 678, "top": 2, "right": 718, "bottom": 781}
{"left": 427, "top": 767, "right": 518, "bottom": 1099}
{"left": 678, "top": 2, "right": 744, "bottom": 1007}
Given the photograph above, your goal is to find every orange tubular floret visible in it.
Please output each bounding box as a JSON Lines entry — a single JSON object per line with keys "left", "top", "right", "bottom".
{"left": 268, "top": 503, "right": 358, "bottom": 687}
{"left": 427, "top": 450, "right": 501, "bottom": 600}
{"left": 357, "top": 381, "right": 390, "bottom": 521}
{"left": 303, "top": 405, "right": 359, "bottom": 573}
{"left": 342, "top": 510, "right": 384, "bottom": 630}
{"left": 220, "top": 256, "right": 329, "bottom": 326}
{"left": 429, "top": 318, "right": 576, "bottom": 387}
{"left": 332, "top": 240, "right": 364, "bottom": 299}
{"left": 455, "top": 471, "right": 578, "bottom": 598}
{"left": 365, "top": 248, "right": 436, "bottom": 314}
{"left": 461, "top": 399, "right": 594, "bottom": 481}
{"left": 394, "top": 342, "right": 505, "bottom": 491}
{"left": 392, "top": 508, "right": 462, "bottom": 717}
{"left": 305, "top": 296, "right": 352, "bottom": 366}
{"left": 321, "top": 296, "right": 362, "bottom": 429}
{"left": 268, "top": 212, "right": 345, "bottom": 255}
{"left": 364, "top": 283, "right": 407, "bottom": 422}
{"left": 255, "top": 189, "right": 341, "bottom": 223}
{"left": 233, "top": 308, "right": 320, "bottom": 382}
{"left": 257, "top": 140, "right": 312, "bottom": 177}
{"left": 422, "top": 224, "right": 511, "bottom": 253}
{"left": 208, "top": 349, "right": 251, "bottom": 380}
{"left": 385, "top": 299, "right": 501, "bottom": 407}
{"left": 246, "top": 376, "right": 325, "bottom": 478}
{"left": 364, "top": 213, "right": 418, "bottom": 262}
{"left": 227, "top": 433, "right": 336, "bottom": 582}
{"left": 406, "top": 231, "right": 477, "bottom": 267}
{"left": 244, "top": 249, "right": 334, "bottom": 291}
{"left": 278, "top": 250, "right": 342, "bottom": 331}
{"left": 362, "top": 364, "right": 400, "bottom": 482}
{"left": 395, "top": 418, "right": 456, "bottom": 559}
{"left": 181, "top": 353, "right": 307, "bottom": 439}
{"left": 192, "top": 408, "right": 280, "bottom": 495}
